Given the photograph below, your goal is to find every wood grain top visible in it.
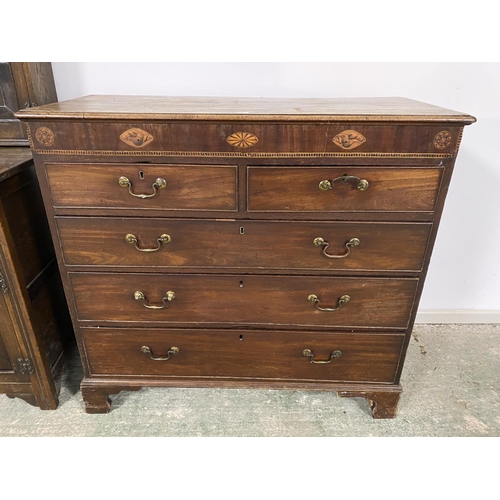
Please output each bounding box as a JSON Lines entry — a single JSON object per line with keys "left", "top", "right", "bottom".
{"left": 0, "top": 148, "right": 33, "bottom": 181}
{"left": 15, "top": 95, "right": 476, "bottom": 123}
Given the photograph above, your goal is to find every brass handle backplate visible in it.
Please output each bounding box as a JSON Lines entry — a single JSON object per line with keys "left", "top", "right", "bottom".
{"left": 125, "top": 233, "right": 171, "bottom": 252}
{"left": 319, "top": 174, "right": 369, "bottom": 191}
{"left": 118, "top": 176, "right": 166, "bottom": 198}
{"left": 308, "top": 294, "right": 350, "bottom": 312}
{"left": 302, "top": 349, "right": 342, "bottom": 364}
{"left": 313, "top": 237, "right": 360, "bottom": 259}
{"left": 134, "top": 290, "right": 176, "bottom": 309}
{"left": 140, "top": 345, "right": 179, "bottom": 361}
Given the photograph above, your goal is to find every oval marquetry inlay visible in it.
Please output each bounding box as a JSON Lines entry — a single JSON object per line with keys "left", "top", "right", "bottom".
{"left": 332, "top": 130, "right": 366, "bottom": 150}
{"left": 35, "top": 126, "right": 55, "bottom": 147}
{"left": 120, "top": 128, "right": 154, "bottom": 148}
{"left": 433, "top": 131, "right": 452, "bottom": 150}
{"left": 226, "top": 132, "right": 259, "bottom": 148}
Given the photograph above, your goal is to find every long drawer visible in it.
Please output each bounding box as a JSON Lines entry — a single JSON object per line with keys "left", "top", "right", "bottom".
{"left": 247, "top": 166, "right": 442, "bottom": 213}
{"left": 70, "top": 273, "right": 418, "bottom": 329}
{"left": 45, "top": 163, "right": 238, "bottom": 211}
{"left": 56, "top": 217, "right": 432, "bottom": 272}
{"left": 83, "top": 327, "right": 405, "bottom": 383}
{"left": 28, "top": 120, "right": 462, "bottom": 155}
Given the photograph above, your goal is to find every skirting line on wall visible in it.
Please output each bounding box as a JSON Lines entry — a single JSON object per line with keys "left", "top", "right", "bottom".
{"left": 415, "top": 310, "right": 500, "bottom": 324}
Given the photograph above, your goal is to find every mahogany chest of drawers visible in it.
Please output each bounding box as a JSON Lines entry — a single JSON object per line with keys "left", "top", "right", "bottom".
{"left": 16, "top": 96, "right": 475, "bottom": 417}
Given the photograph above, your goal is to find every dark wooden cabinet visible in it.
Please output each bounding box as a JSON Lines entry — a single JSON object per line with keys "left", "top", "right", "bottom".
{"left": 0, "top": 62, "right": 57, "bottom": 146}
{"left": 0, "top": 149, "right": 73, "bottom": 408}
{"left": 16, "top": 95, "right": 475, "bottom": 417}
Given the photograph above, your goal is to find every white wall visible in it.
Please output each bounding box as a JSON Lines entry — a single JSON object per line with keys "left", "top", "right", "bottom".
{"left": 51, "top": 62, "right": 500, "bottom": 320}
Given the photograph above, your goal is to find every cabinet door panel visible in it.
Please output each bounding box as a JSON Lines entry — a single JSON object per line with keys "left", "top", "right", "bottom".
{"left": 0, "top": 293, "right": 14, "bottom": 371}
{"left": 0, "top": 337, "right": 12, "bottom": 370}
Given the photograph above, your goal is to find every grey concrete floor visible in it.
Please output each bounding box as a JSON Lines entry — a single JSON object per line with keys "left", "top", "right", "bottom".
{"left": 0, "top": 324, "right": 499, "bottom": 436}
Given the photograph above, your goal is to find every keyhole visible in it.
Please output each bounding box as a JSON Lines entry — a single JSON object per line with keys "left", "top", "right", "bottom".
{"left": 239, "top": 335, "right": 244, "bottom": 341}
{"left": 139, "top": 170, "right": 145, "bottom": 179}
{"left": 239, "top": 281, "right": 244, "bottom": 287}
{"left": 239, "top": 227, "right": 245, "bottom": 235}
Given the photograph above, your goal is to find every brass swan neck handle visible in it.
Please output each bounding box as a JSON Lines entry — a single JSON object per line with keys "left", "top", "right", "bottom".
{"left": 140, "top": 346, "right": 179, "bottom": 361}
{"left": 118, "top": 176, "right": 166, "bottom": 198}
{"left": 134, "top": 290, "right": 176, "bottom": 309}
{"left": 125, "top": 233, "right": 171, "bottom": 252}
{"left": 319, "top": 174, "right": 369, "bottom": 191}
{"left": 313, "top": 237, "right": 360, "bottom": 259}
{"left": 302, "top": 349, "right": 342, "bottom": 364}
{"left": 308, "top": 294, "right": 350, "bottom": 312}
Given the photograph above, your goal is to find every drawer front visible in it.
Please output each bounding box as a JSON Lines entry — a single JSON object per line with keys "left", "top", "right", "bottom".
{"left": 70, "top": 273, "right": 418, "bottom": 329}
{"left": 247, "top": 167, "right": 442, "bottom": 213}
{"left": 83, "top": 328, "right": 405, "bottom": 383}
{"left": 45, "top": 163, "right": 238, "bottom": 211}
{"left": 29, "top": 120, "right": 462, "bottom": 157}
{"left": 57, "top": 217, "right": 432, "bottom": 272}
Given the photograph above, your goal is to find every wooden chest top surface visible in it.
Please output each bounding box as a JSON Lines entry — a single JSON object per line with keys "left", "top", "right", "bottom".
{"left": 0, "top": 148, "right": 33, "bottom": 180}
{"left": 15, "top": 95, "right": 476, "bottom": 123}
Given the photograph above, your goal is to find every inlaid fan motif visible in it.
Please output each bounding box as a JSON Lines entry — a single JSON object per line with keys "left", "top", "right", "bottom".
{"left": 226, "top": 132, "right": 259, "bottom": 148}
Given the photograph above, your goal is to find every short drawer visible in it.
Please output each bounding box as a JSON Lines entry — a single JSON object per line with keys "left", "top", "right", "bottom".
{"left": 83, "top": 327, "right": 405, "bottom": 383}
{"left": 247, "top": 166, "right": 442, "bottom": 213}
{"left": 45, "top": 163, "right": 238, "bottom": 212}
{"left": 57, "top": 217, "right": 432, "bottom": 273}
{"left": 70, "top": 273, "right": 418, "bottom": 330}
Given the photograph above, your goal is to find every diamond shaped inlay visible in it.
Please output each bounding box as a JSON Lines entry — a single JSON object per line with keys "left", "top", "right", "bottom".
{"left": 120, "top": 128, "right": 154, "bottom": 148}
{"left": 332, "top": 130, "right": 366, "bottom": 150}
